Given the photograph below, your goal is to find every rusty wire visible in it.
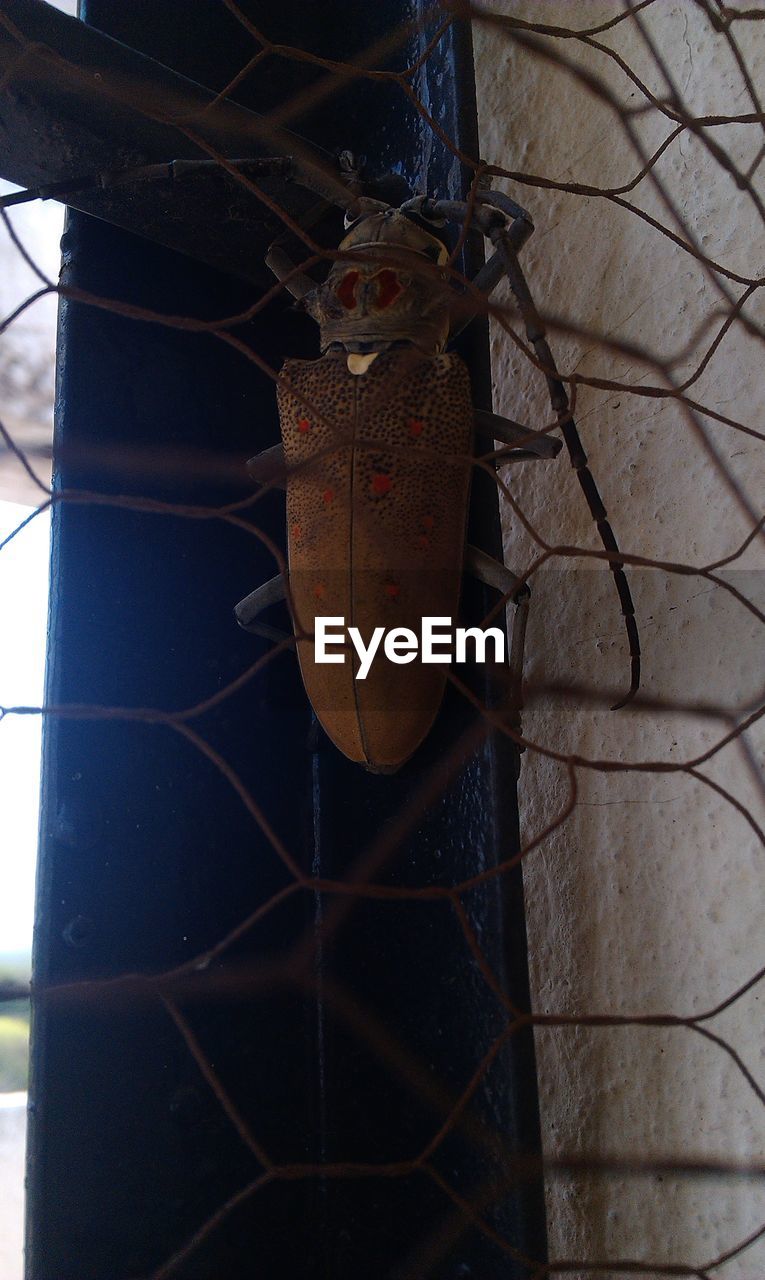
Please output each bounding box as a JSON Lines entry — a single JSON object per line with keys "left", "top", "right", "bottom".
{"left": 0, "top": 1, "right": 764, "bottom": 1276}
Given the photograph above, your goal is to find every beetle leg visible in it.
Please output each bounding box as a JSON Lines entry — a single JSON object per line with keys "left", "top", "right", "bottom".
{"left": 465, "top": 544, "right": 525, "bottom": 599}
{"left": 404, "top": 190, "right": 534, "bottom": 246}
{"left": 234, "top": 573, "right": 290, "bottom": 642}
{"left": 425, "top": 189, "right": 534, "bottom": 341}
{"left": 247, "top": 442, "right": 287, "bottom": 490}
{"left": 447, "top": 252, "right": 505, "bottom": 342}
{"left": 265, "top": 244, "right": 316, "bottom": 301}
{"left": 266, "top": 157, "right": 363, "bottom": 299}
{"left": 466, "top": 249, "right": 506, "bottom": 300}
{"left": 464, "top": 544, "right": 530, "bottom": 744}
{"left": 474, "top": 408, "right": 562, "bottom": 461}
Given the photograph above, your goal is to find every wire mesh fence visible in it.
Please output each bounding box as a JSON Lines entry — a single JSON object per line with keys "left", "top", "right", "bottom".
{"left": 0, "top": 0, "right": 763, "bottom": 1276}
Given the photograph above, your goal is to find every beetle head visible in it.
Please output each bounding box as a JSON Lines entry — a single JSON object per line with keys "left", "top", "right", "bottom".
{"left": 304, "top": 203, "right": 452, "bottom": 357}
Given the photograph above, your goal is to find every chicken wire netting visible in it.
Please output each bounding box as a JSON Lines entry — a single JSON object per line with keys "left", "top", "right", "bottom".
{"left": 0, "top": 1, "right": 763, "bottom": 1277}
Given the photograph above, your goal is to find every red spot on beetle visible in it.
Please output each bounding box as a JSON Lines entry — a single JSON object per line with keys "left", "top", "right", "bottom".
{"left": 408, "top": 418, "right": 424, "bottom": 437}
{"left": 373, "top": 268, "right": 403, "bottom": 310}
{"left": 336, "top": 270, "right": 360, "bottom": 309}
{"left": 323, "top": 487, "right": 335, "bottom": 505}
{"left": 385, "top": 582, "right": 400, "bottom": 600}
{"left": 371, "top": 473, "right": 392, "bottom": 496}
{"left": 297, "top": 417, "right": 311, "bottom": 433}
{"left": 417, "top": 533, "right": 430, "bottom": 550}
{"left": 314, "top": 582, "right": 327, "bottom": 600}
{"left": 421, "top": 514, "right": 434, "bottom": 531}
{"left": 291, "top": 523, "right": 302, "bottom": 540}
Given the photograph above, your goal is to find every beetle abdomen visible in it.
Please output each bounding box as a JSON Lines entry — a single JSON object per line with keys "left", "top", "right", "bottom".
{"left": 278, "top": 347, "right": 473, "bottom": 772}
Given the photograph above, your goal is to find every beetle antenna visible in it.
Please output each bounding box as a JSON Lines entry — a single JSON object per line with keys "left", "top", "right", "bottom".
{"left": 0, "top": 173, "right": 103, "bottom": 208}
{"left": 493, "top": 229, "right": 641, "bottom": 710}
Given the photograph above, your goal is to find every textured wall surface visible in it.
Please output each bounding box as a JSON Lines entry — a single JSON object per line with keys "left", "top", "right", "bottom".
{"left": 474, "top": 3, "right": 765, "bottom": 1274}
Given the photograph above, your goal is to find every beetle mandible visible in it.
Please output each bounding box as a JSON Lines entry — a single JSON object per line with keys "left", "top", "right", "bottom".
{"left": 234, "top": 174, "right": 641, "bottom": 773}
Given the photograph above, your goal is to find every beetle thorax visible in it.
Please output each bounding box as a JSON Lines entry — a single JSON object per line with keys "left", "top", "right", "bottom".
{"left": 305, "top": 208, "right": 452, "bottom": 359}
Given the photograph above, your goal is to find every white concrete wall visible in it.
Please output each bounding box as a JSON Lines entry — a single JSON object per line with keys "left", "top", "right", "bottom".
{"left": 0, "top": 1095, "right": 26, "bottom": 1280}
{"left": 474, "top": 3, "right": 765, "bottom": 1274}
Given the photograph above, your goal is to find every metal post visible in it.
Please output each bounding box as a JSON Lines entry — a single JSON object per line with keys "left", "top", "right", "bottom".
{"left": 20, "top": 1, "right": 549, "bottom": 1275}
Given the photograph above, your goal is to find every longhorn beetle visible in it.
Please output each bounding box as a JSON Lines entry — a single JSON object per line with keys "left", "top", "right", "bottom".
{"left": 2, "top": 153, "right": 640, "bottom": 773}
{"left": 232, "top": 164, "right": 641, "bottom": 772}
